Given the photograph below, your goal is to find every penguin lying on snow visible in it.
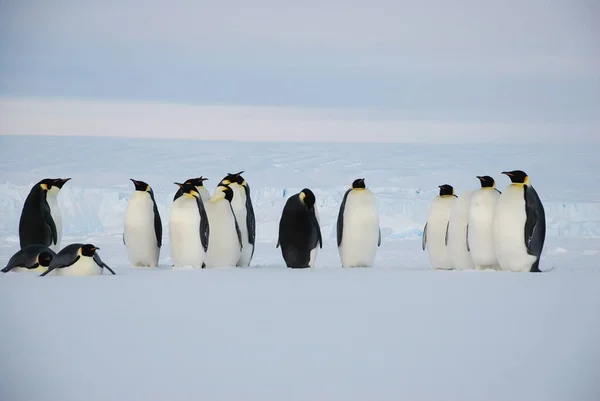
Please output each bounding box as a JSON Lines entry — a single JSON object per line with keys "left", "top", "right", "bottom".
{"left": 277, "top": 188, "right": 322, "bottom": 268}
{"left": 40, "top": 243, "right": 115, "bottom": 276}
{"left": 2, "top": 245, "right": 57, "bottom": 273}
{"left": 18, "top": 178, "right": 58, "bottom": 250}
{"left": 493, "top": 170, "right": 546, "bottom": 272}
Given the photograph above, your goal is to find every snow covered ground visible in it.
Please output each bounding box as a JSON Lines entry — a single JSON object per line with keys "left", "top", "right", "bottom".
{"left": 1, "top": 134, "right": 599, "bottom": 401}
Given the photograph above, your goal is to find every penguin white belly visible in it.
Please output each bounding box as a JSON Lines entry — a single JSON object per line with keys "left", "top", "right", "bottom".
{"left": 493, "top": 186, "right": 537, "bottom": 272}
{"left": 204, "top": 201, "right": 241, "bottom": 268}
{"left": 169, "top": 200, "right": 204, "bottom": 268}
{"left": 339, "top": 191, "right": 380, "bottom": 268}
{"left": 424, "top": 197, "right": 457, "bottom": 270}
{"left": 56, "top": 257, "right": 103, "bottom": 276}
{"left": 229, "top": 185, "right": 252, "bottom": 266}
{"left": 11, "top": 266, "right": 50, "bottom": 274}
{"left": 46, "top": 193, "right": 62, "bottom": 252}
{"left": 468, "top": 190, "right": 501, "bottom": 270}
{"left": 447, "top": 190, "right": 475, "bottom": 270}
{"left": 124, "top": 195, "right": 160, "bottom": 267}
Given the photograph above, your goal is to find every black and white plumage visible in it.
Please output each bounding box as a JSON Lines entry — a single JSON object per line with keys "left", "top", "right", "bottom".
{"left": 40, "top": 243, "right": 115, "bottom": 276}
{"left": 173, "top": 176, "right": 211, "bottom": 203}
{"left": 46, "top": 177, "right": 71, "bottom": 252}
{"left": 18, "top": 179, "right": 58, "bottom": 250}
{"left": 2, "top": 245, "right": 56, "bottom": 273}
{"left": 277, "top": 188, "right": 323, "bottom": 268}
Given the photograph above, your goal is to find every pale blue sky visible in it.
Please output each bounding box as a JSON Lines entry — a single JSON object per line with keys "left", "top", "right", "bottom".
{"left": 1, "top": 0, "right": 598, "bottom": 123}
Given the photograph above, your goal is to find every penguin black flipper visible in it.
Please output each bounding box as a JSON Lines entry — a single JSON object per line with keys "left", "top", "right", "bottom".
{"left": 123, "top": 233, "right": 126, "bottom": 245}
{"left": 524, "top": 185, "right": 546, "bottom": 268}
{"left": 444, "top": 222, "right": 449, "bottom": 246}
{"left": 466, "top": 224, "right": 470, "bottom": 252}
{"left": 309, "top": 209, "right": 323, "bottom": 249}
{"left": 196, "top": 197, "right": 210, "bottom": 252}
{"left": 2, "top": 251, "right": 30, "bottom": 272}
{"left": 336, "top": 188, "right": 351, "bottom": 247}
{"left": 244, "top": 184, "right": 256, "bottom": 247}
{"left": 231, "top": 203, "right": 243, "bottom": 250}
{"left": 93, "top": 253, "right": 116, "bottom": 275}
{"left": 149, "top": 191, "right": 163, "bottom": 248}
{"left": 378, "top": 228, "right": 381, "bottom": 247}
{"left": 422, "top": 223, "right": 428, "bottom": 251}
{"left": 40, "top": 255, "right": 79, "bottom": 276}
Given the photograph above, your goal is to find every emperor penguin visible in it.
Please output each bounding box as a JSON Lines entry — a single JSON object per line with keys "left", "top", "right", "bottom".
{"left": 277, "top": 188, "right": 323, "bottom": 268}
{"left": 18, "top": 179, "right": 58, "bottom": 250}
{"left": 173, "top": 176, "right": 211, "bottom": 203}
{"left": 40, "top": 243, "right": 115, "bottom": 276}
{"left": 336, "top": 178, "right": 381, "bottom": 268}
{"left": 446, "top": 189, "right": 476, "bottom": 270}
{"left": 2, "top": 245, "right": 56, "bottom": 273}
{"left": 467, "top": 176, "right": 502, "bottom": 270}
{"left": 493, "top": 170, "right": 546, "bottom": 272}
{"left": 169, "top": 183, "right": 210, "bottom": 268}
{"left": 203, "top": 185, "right": 243, "bottom": 268}
{"left": 218, "top": 171, "right": 255, "bottom": 267}
{"left": 46, "top": 177, "right": 71, "bottom": 252}
{"left": 422, "top": 184, "right": 458, "bottom": 270}
{"left": 124, "top": 179, "right": 162, "bottom": 267}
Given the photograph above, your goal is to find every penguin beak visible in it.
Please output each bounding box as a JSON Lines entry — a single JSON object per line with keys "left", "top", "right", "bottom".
{"left": 92, "top": 247, "right": 99, "bottom": 251}
{"left": 476, "top": 176, "right": 483, "bottom": 181}
{"left": 501, "top": 171, "right": 512, "bottom": 177}
{"left": 130, "top": 178, "right": 138, "bottom": 184}
{"left": 200, "top": 177, "right": 209, "bottom": 181}
{"left": 62, "top": 178, "right": 72, "bottom": 183}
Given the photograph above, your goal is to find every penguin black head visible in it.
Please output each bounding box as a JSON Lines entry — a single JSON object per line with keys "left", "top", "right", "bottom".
{"left": 300, "top": 188, "right": 316, "bottom": 209}
{"left": 53, "top": 178, "right": 71, "bottom": 189}
{"left": 175, "top": 182, "right": 200, "bottom": 199}
{"left": 130, "top": 179, "right": 151, "bottom": 192}
{"left": 352, "top": 178, "right": 366, "bottom": 189}
{"left": 438, "top": 184, "right": 455, "bottom": 196}
{"left": 476, "top": 176, "right": 496, "bottom": 188}
{"left": 219, "top": 185, "right": 234, "bottom": 202}
{"left": 184, "top": 177, "right": 209, "bottom": 187}
{"left": 80, "top": 244, "right": 99, "bottom": 257}
{"left": 502, "top": 170, "right": 529, "bottom": 185}
{"left": 38, "top": 252, "right": 54, "bottom": 267}
{"left": 38, "top": 178, "right": 55, "bottom": 191}
{"left": 220, "top": 171, "right": 245, "bottom": 186}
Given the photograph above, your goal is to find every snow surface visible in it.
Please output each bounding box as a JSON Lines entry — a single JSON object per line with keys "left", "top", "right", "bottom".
{"left": 1, "top": 134, "right": 599, "bottom": 401}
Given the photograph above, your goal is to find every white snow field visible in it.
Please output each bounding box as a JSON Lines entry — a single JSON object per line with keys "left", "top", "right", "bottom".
{"left": 1, "top": 134, "right": 599, "bottom": 401}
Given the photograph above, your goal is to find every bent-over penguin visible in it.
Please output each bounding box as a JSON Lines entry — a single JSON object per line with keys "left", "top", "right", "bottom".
{"left": 422, "top": 184, "right": 458, "bottom": 270}
{"left": 277, "top": 188, "right": 323, "bottom": 268}
{"left": 493, "top": 170, "right": 546, "bottom": 272}
{"left": 467, "top": 175, "right": 502, "bottom": 270}
{"left": 173, "top": 176, "right": 211, "bottom": 203}
{"left": 337, "top": 178, "right": 381, "bottom": 268}
{"left": 124, "top": 179, "right": 162, "bottom": 267}
{"left": 169, "top": 183, "right": 210, "bottom": 268}
{"left": 40, "top": 243, "right": 115, "bottom": 276}
{"left": 2, "top": 245, "right": 56, "bottom": 273}
{"left": 218, "top": 171, "right": 255, "bottom": 266}
{"left": 47, "top": 177, "right": 71, "bottom": 252}
{"left": 446, "top": 189, "right": 476, "bottom": 270}
{"left": 18, "top": 179, "right": 58, "bottom": 250}
{"left": 203, "top": 185, "right": 243, "bottom": 268}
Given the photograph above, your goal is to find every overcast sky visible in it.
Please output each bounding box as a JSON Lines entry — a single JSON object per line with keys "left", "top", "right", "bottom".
{"left": 0, "top": 0, "right": 599, "bottom": 123}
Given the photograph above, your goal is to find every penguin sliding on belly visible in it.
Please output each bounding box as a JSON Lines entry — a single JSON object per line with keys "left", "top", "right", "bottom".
{"left": 173, "top": 176, "right": 211, "bottom": 203}
{"left": 336, "top": 178, "right": 381, "bottom": 268}
{"left": 493, "top": 170, "right": 546, "bottom": 272}
{"left": 446, "top": 189, "right": 476, "bottom": 270}
{"left": 40, "top": 243, "right": 115, "bottom": 276}
{"left": 422, "top": 184, "right": 458, "bottom": 270}
{"left": 169, "top": 183, "right": 210, "bottom": 268}
{"left": 467, "top": 175, "right": 502, "bottom": 270}
{"left": 203, "top": 185, "right": 243, "bottom": 268}
{"left": 124, "top": 179, "right": 162, "bottom": 267}
{"left": 46, "top": 178, "right": 71, "bottom": 252}
{"left": 2, "top": 245, "right": 56, "bottom": 273}
{"left": 277, "top": 188, "right": 323, "bottom": 268}
{"left": 18, "top": 179, "right": 58, "bottom": 250}
{"left": 218, "top": 172, "right": 255, "bottom": 267}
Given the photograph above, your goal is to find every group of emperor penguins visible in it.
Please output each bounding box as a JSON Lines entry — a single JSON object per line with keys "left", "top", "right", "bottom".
{"left": 2, "top": 172, "right": 385, "bottom": 276}
{"left": 422, "top": 169, "right": 547, "bottom": 273}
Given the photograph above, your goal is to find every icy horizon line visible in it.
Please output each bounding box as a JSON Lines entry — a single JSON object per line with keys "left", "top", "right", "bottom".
{"left": 0, "top": 97, "right": 598, "bottom": 144}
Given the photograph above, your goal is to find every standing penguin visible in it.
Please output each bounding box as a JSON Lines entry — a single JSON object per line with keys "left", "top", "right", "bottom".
{"left": 173, "top": 176, "right": 211, "bottom": 203}
{"left": 18, "top": 179, "right": 58, "bottom": 250}
{"left": 422, "top": 184, "right": 458, "bottom": 270}
{"left": 218, "top": 171, "right": 255, "bottom": 267}
{"left": 467, "top": 176, "right": 502, "bottom": 270}
{"left": 40, "top": 243, "right": 115, "bottom": 276}
{"left": 446, "top": 189, "right": 476, "bottom": 270}
{"left": 169, "top": 183, "right": 210, "bottom": 268}
{"left": 46, "top": 177, "right": 71, "bottom": 252}
{"left": 203, "top": 185, "right": 243, "bottom": 268}
{"left": 124, "top": 179, "right": 162, "bottom": 267}
{"left": 493, "top": 170, "right": 546, "bottom": 272}
{"left": 336, "top": 178, "right": 381, "bottom": 268}
{"left": 2, "top": 245, "right": 56, "bottom": 273}
{"left": 277, "top": 188, "right": 323, "bottom": 268}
